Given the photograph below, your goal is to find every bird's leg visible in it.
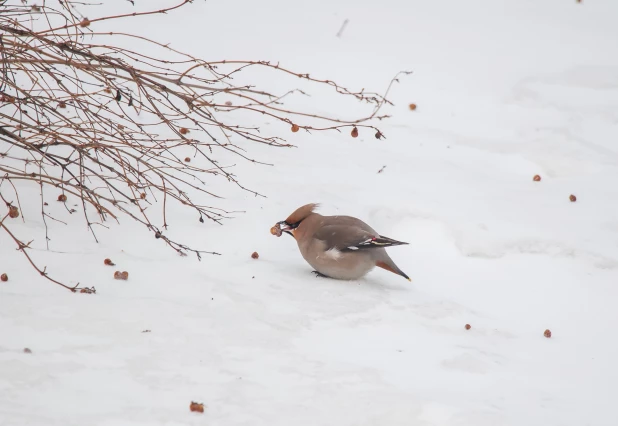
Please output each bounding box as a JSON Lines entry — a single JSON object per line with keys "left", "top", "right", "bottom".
{"left": 311, "top": 270, "right": 331, "bottom": 278}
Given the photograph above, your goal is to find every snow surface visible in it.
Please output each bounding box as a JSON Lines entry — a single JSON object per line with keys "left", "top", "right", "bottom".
{"left": 2, "top": 0, "right": 618, "bottom": 425}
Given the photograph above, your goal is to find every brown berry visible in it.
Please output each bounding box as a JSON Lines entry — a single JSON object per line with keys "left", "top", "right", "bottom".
{"left": 409, "top": 103, "right": 417, "bottom": 111}
{"left": 375, "top": 131, "right": 384, "bottom": 140}
{"left": 23, "top": 348, "right": 32, "bottom": 353}
{"left": 140, "top": 193, "right": 146, "bottom": 199}
{"left": 270, "top": 225, "right": 282, "bottom": 237}
{"left": 79, "top": 288, "right": 94, "bottom": 294}
{"left": 251, "top": 251, "right": 259, "bottom": 259}
{"left": 533, "top": 175, "right": 541, "bottom": 182}
{"left": 80, "top": 18, "right": 90, "bottom": 28}
{"left": 291, "top": 124, "right": 300, "bottom": 133}
{"left": 190, "top": 402, "right": 205, "bottom": 413}
{"left": 0, "top": 273, "right": 7, "bottom": 282}
{"left": 8, "top": 206, "right": 19, "bottom": 218}
{"left": 58, "top": 101, "right": 67, "bottom": 109}
{"left": 351, "top": 127, "right": 359, "bottom": 138}
{"left": 225, "top": 101, "right": 232, "bottom": 106}
{"left": 43, "top": 202, "right": 48, "bottom": 206}
{"left": 121, "top": 271, "right": 129, "bottom": 280}
{"left": 179, "top": 127, "right": 189, "bottom": 135}
{"left": 104, "top": 88, "right": 112, "bottom": 94}
{"left": 104, "top": 258, "right": 115, "bottom": 266}
{"left": 57, "top": 194, "right": 67, "bottom": 202}
{"left": 544, "top": 329, "right": 552, "bottom": 338}
{"left": 569, "top": 194, "right": 577, "bottom": 202}
{"left": 465, "top": 324, "right": 471, "bottom": 330}
{"left": 113, "top": 271, "right": 127, "bottom": 280}
{"left": 184, "top": 157, "right": 191, "bottom": 162}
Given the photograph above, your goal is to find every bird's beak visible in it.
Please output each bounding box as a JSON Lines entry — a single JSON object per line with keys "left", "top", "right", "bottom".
{"left": 277, "top": 220, "right": 295, "bottom": 237}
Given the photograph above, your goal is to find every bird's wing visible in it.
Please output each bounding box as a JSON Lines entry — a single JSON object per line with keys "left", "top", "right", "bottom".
{"left": 313, "top": 225, "right": 408, "bottom": 252}
{"left": 322, "top": 215, "right": 377, "bottom": 234}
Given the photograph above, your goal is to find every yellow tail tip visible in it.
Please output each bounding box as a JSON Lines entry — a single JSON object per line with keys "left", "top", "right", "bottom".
{"left": 407, "top": 277, "right": 412, "bottom": 282}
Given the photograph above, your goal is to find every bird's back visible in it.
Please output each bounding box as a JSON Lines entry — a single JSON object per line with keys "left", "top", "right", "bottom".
{"left": 320, "top": 215, "right": 378, "bottom": 235}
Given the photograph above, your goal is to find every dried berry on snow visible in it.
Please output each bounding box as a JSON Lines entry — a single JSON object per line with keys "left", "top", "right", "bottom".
{"left": 190, "top": 402, "right": 205, "bottom": 413}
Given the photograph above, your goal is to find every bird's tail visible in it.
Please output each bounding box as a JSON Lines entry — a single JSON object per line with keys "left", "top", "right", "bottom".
{"left": 375, "top": 253, "right": 411, "bottom": 282}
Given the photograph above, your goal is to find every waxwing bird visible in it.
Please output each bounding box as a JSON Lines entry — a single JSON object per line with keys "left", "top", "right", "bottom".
{"left": 274, "top": 203, "right": 411, "bottom": 281}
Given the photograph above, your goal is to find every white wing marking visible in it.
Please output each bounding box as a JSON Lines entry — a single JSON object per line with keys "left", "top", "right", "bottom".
{"left": 325, "top": 247, "right": 342, "bottom": 260}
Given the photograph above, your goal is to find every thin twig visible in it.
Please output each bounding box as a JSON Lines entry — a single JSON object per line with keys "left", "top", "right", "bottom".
{"left": 336, "top": 19, "right": 349, "bottom": 38}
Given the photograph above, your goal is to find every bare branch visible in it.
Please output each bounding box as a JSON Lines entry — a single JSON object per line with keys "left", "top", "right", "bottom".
{"left": 0, "top": 0, "right": 409, "bottom": 291}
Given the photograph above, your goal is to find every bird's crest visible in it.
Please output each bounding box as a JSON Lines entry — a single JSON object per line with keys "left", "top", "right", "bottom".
{"left": 285, "top": 203, "right": 320, "bottom": 224}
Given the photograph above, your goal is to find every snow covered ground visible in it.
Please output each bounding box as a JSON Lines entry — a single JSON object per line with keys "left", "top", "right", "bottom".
{"left": 2, "top": 0, "right": 618, "bottom": 425}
